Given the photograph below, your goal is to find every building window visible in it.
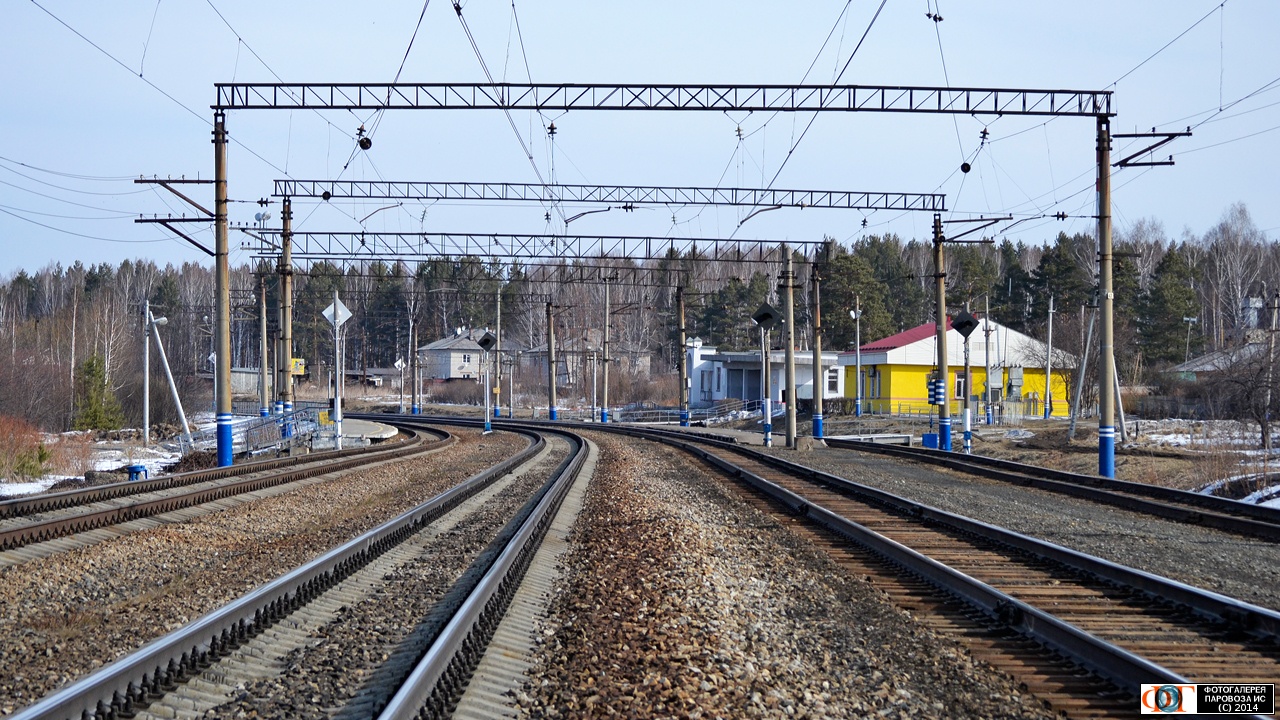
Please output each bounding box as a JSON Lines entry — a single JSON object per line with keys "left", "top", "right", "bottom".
{"left": 463, "top": 354, "right": 472, "bottom": 364}
{"left": 826, "top": 367, "right": 839, "bottom": 393}
{"left": 715, "top": 367, "right": 722, "bottom": 392}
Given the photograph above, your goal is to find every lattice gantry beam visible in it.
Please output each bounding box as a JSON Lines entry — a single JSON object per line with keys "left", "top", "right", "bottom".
{"left": 273, "top": 180, "right": 945, "bottom": 212}
{"left": 247, "top": 232, "right": 813, "bottom": 263}
{"left": 216, "top": 83, "right": 1112, "bottom": 117}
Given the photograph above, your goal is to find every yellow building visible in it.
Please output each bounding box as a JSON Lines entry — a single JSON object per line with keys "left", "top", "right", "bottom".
{"left": 838, "top": 318, "right": 1074, "bottom": 418}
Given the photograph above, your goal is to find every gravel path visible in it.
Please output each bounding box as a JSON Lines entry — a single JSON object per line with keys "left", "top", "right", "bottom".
{"left": 769, "top": 446, "right": 1280, "bottom": 612}
{"left": 0, "top": 429, "right": 525, "bottom": 716}
{"left": 519, "top": 433, "right": 1055, "bottom": 720}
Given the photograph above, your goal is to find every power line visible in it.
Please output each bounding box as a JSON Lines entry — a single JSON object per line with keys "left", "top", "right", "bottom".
{"left": 0, "top": 206, "right": 173, "bottom": 245}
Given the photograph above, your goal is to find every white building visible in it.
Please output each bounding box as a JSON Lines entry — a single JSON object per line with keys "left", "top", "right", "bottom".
{"left": 685, "top": 338, "right": 843, "bottom": 408}
{"left": 418, "top": 328, "right": 487, "bottom": 381}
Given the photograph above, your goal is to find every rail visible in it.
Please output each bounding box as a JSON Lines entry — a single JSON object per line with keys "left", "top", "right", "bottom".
{"left": 9, "top": 425, "right": 544, "bottom": 720}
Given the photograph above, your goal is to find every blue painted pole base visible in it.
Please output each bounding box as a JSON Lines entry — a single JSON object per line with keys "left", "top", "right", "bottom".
{"left": 484, "top": 419, "right": 492, "bottom": 433}
{"left": 216, "top": 413, "right": 233, "bottom": 467}
{"left": 1099, "top": 426, "right": 1116, "bottom": 478}
{"left": 812, "top": 414, "right": 824, "bottom": 439}
{"left": 938, "top": 419, "right": 952, "bottom": 452}
{"left": 284, "top": 402, "right": 293, "bottom": 414}
{"left": 274, "top": 401, "right": 284, "bottom": 416}
{"left": 550, "top": 407, "right": 558, "bottom": 421}
{"left": 412, "top": 404, "right": 421, "bottom": 415}
{"left": 259, "top": 407, "right": 269, "bottom": 417}
{"left": 493, "top": 406, "right": 500, "bottom": 418}
{"left": 986, "top": 408, "right": 993, "bottom": 425}
{"left": 601, "top": 408, "right": 609, "bottom": 423}
{"left": 680, "top": 410, "right": 689, "bottom": 427}
{"left": 763, "top": 422, "right": 772, "bottom": 447}
{"left": 855, "top": 399, "right": 862, "bottom": 418}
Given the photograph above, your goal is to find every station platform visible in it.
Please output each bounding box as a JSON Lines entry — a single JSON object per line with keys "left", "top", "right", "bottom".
{"left": 340, "top": 418, "right": 399, "bottom": 441}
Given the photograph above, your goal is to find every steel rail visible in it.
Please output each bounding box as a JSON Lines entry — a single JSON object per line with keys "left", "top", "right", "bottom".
{"left": 372, "top": 418, "right": 589, "bottom": 720}
{"left": 0, "top": 427, "right": 432, "bottom": 521}
{"left": 826, "top": 437, "right": 1280, "bottom": 541}
{"left": 555, "top": 421, "right": 1280, "bottom": 699}
{"left": 8, "top": 426, "right": 545, "bottom": 720}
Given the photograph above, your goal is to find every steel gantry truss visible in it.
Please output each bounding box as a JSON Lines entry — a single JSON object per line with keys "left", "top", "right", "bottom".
{"left": 207, "top": 78, "right": 1119, "bottom": 472}
{"left": 249, "top": 231, "right": 819, "bottom": 264}
{"left": 216, "top": 83, "right": 1112, "bottom": 117}
{"left": 274, "top": 180, "right": 945, "bottom": 213}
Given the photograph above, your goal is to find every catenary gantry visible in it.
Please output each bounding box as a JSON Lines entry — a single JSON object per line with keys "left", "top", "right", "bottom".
{"left": 274, "top": 180, "right": 945, "bottom": 213}
{"left": 215, "top": 83, "right": 1111, "bottom": 117}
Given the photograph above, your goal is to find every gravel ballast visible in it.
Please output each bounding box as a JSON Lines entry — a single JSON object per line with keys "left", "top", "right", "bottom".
{"left": 0, "top": 430, "right": 525, "bottom": 715}
{"left": 771, "top": 445, "right": 1280, "bottom": 612}
{"left": 519, "top": 433, "right": 1056, "bottom": 719}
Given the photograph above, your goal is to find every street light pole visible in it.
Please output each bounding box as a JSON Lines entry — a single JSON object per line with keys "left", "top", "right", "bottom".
{"left": 1183, "top": 316, "right": 1199, "bottom": 363}
{"left": 851, "top": 296, "right": 862, "bottom": 418}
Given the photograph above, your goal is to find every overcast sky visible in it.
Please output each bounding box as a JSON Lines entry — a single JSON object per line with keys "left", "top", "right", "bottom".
{"left": 2, "top": 1, "right": 1278, "bottom": 276}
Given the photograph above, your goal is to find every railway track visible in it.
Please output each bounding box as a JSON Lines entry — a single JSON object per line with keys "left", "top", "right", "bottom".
{"left": 9, "top": 422, "right": 590, "bottom": 720}
{"left": 827, "top": 436, "right": 1280, "bottom": 542}
{"left": 586, "top": 424, "right": 1280, "bottom": 718}
{"left": 0, "top": 426, "right": 452, "bottom": 561}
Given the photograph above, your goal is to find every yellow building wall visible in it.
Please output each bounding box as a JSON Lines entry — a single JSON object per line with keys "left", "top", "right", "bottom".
{"left": 844, "top": 364, "right": 1072, "bottom": 417}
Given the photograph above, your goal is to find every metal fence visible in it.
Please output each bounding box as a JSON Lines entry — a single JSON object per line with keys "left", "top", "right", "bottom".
{"left": 179, "top": 408, "right": 321, "bottom": 456}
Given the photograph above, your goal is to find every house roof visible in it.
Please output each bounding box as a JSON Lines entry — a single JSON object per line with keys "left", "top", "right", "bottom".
{"left": 419, "top": 328, "right": 487, "bottom": 353}
{"left": 839, "top": 317, "right": 1074, "bottom": 369}
{"left": 1168, "top": 342, "right": 1266, "bottom": 373}
{"left": 861, "top": 318, "right": 952, "bottom": 352}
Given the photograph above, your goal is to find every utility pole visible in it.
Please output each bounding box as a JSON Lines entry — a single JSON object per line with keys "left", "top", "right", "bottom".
{"left": 602, "top": 282, "right": 611, "bottom": 423}
{"left": 259, "top": 277, "right": 269, "bottom": 417}
{"left": 546, "top": 301, "right": 558, "bottom": 420}
{"left": 408, "top": 312, "right": 419, "bottom": 414}
{"left": 811, "top": 250, "right": 825, "bottom": 440}
{"left": 678, "top": 286, "right": 689, "bottom": 427}
{"left": 1098, "top": 116, "right": 1116, "bottom": 478}
{"left": 213, "top": 110, "right": 233, "bottom": 466}
{"left": 1044, "top": 294, "right": 1055, "bottom": 420}
{"left": 932, "top": 214, "right": 952, "bottom": 452}
{"left": 762, "top": 327, "right": 773, "bottom": 446}
{"left": 782, "top": 249, "right": 798, "bottom": 448}
{"left": 1068, "top": 296, "right": 1097, "bottom": 442}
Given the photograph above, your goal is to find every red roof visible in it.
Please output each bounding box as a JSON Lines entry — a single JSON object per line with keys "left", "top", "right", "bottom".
{"left": 858, "top": 319, "right": 951, "bottom": 352}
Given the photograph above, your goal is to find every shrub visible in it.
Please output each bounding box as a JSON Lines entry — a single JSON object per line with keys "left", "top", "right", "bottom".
{"left": 0, "top": 415, "right": 50, "bottom": 480}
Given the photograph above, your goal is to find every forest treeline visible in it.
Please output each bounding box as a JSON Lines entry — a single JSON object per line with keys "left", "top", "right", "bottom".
{"left": 0, "top": 202, "right": 1270, "bottom": 432}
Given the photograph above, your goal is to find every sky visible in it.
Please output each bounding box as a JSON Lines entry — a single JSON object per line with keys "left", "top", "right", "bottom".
{"left": 2, "top": 1, "right": 1279, "bottom": 277}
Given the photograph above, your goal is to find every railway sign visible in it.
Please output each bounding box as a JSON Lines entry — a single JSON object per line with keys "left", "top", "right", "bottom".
{"left": 952, "top": 310, "right": 980, "bottom": 338}
{"left": 323, "top": 298, "right": 352, "bottom": 328}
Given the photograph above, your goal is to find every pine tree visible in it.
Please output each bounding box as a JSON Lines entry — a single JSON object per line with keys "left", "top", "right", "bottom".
{"left": 1139, "top": 245, "right": 1201, "bottom": 365}
{"left": 73, "top": 354, "right": 125, "bottom": 430}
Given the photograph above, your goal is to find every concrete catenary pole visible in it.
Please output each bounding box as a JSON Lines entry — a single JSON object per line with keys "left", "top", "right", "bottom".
{"left": 1098, "top": 116, "right": 1116, "bottom": 477}
{"left": 762, "top": 326, "right": 772, "bottom": 447}
{"left": 854, "top": 295, "right": 863, "bottom": 418}
{"left": 332, "top": 288, "right": 343, "bottom": 449}
{"left": 495, "top": 290, "right": 502, "bottom": 418}
{"left": 1044, "top": 294, "right": 1055, "bottom": 420}
{"left": 602, "top": 283, "right": 611, "bottom": 423}
{"left": 811, "top": 254, "right": 824, "bottom": 440}
{"left": 213, "top": 111, "right": 233, "bottom": 467}
{"left": 547, "top": 301, "right": 558, "bottom": 420}
{"left": 963, "top": 301, "right": 972, "bottom": 454}
{"left": 933, "top": 214, "right": 952, "bottom": 451}
{"left": 678, "top": 286, "right": 690, "bottom": 427}
{"left": 984, "top": 295, "right": 994, "bottom": 425}
{"left": 143, "top": 300, "right": 151, "bottom": 446}
{"left": 259, "top": 277, "right": 269, "bottom": 417}
{"left": 277, "top": 196, "right": 294, "bottom": 416}
{"left": 783, "top": 249, "right": 798, "bottom": 448}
